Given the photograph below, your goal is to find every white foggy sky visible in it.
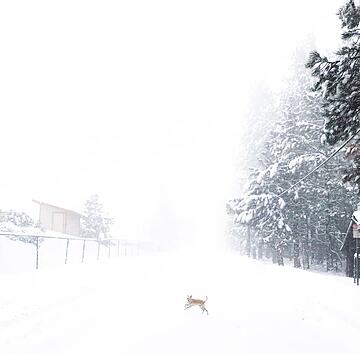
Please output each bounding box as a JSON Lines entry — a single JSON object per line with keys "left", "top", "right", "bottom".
{"left": 0, "top": 0, "right": 344, "bottom": 243}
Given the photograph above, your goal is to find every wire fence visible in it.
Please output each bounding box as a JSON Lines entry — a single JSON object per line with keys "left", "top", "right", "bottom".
{"left": 0, "top": 233, "right": 140, "bottom": 270}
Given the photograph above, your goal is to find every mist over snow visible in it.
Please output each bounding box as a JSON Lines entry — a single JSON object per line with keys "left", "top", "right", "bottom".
{"left": 0, "top": 0, "right": 345, "bottom": 251}
{"left": 2, "top": 1, "right": 360, "bottom": 353}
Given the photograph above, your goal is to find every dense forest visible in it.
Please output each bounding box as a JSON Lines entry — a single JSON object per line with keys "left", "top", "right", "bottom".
{"left": 227, "top": 0, "right": 360, "bottom": 275}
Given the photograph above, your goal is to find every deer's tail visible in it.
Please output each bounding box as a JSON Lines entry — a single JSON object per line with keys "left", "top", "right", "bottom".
{"left": 204, "top": 296, "right": 208, "bottom": 303}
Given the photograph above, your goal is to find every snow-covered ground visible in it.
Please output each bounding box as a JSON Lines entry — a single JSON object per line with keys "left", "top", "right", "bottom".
{"left": 0, "top": 251, "right": 359, "bottom": 354}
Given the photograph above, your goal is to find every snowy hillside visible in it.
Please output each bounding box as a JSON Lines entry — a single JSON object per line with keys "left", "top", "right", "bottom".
{"left": 0, "top": 251, "right": 358, "bottom": 354}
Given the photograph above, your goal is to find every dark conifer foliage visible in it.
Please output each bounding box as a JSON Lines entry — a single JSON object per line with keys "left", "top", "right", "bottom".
{"left": 306, "top": 0, "right": 360, "bottom": 188}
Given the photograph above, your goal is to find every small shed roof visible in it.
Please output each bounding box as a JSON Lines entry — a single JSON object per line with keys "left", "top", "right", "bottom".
{"left": 32, "top": 200, "right": 85, "bottom": 217}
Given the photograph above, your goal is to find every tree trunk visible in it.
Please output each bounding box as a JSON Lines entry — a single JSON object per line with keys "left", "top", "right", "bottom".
{"left": 325, "top": 194, "right": 334, "bottom": 272}
{"left": 265, "top": 244, "right": 272, "bottom": 259}
{"left": 293, "top": 242, "right": 301, "bottom": 268}
{"left": 302, "top": 241, "right": 310, "bottom": 270}
{"left": 277, "top": 247, "right": 284, "bottom": 266}
{"left": 246, "top": 226, "right": 251, "bottom": 257}
{"left": 252, "top": 247, "right": 257, "bottom": 259}
{"left": 258, "top": 238, "right": 263, "bottom": 260}
{"left": 272, "top": 247, "right": 277, "bottom": 264}
{"left": 303, "top": 216, "right": 311, "bottom": 270}
{"left": 325, "top": 214, "right": 331, "bottom": 272}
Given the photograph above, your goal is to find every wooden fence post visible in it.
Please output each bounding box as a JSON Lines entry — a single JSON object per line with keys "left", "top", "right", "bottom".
{"left": 36, "top": 236, "right": 39, "bottom": 269}
{"left": 82, "top": 239, "right": 86, "bottom": 263}
{"left": 65, "top": 238, "right": 70, "bottom": 264}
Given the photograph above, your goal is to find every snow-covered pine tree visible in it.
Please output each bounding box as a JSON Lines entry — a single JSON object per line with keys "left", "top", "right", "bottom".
{"left": 306, "top": 0, "right": 360, "bottom": 189}
{"left": 236, "top": 82, "right": 276, "bottom": 191}
{"left": 231, "top": 49, "right": 321, "bottom": 267}
{"left": 273, "top": 48, "right": 328, "bottom": 269}
{"left": 81, "top": 195, "right": 114, "bottom": 239}
{"left": 234, "top": 169, "right": 290, "bottom": 265}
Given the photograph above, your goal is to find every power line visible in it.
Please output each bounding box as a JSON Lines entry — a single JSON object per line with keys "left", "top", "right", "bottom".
{"left": 277, "top": 128, "right": 360, "bottom": 198}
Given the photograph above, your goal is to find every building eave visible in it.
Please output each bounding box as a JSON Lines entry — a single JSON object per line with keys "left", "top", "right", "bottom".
{"left": 32, "top": 199, "right": 85, "bottom": 218}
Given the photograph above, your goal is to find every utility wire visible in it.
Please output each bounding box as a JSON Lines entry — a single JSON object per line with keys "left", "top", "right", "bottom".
{"left": 277, "top": 128, "right": 360, "bottom": 198}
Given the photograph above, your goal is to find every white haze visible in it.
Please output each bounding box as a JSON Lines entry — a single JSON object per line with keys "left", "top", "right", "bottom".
{"left": 0, "top": 0, "right": 344, "bottom": 250}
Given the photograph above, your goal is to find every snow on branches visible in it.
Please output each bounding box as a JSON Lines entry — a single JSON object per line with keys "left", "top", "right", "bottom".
{"left": 228, "top": 42, "right": 359, "bottom": 270}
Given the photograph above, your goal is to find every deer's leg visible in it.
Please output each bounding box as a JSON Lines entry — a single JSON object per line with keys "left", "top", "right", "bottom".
{"left": 201, "top": 305, "right": 208, "bottom": 315}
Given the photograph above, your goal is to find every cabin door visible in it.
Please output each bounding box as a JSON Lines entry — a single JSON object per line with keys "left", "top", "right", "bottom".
{"left": 52, "top": 212, "right": 65, "bottom": 233}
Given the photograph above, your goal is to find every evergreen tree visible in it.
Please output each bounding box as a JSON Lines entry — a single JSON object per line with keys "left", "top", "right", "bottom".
{"left": 81, "top": 195, "right": 114, "bottom": 239}
{"left": 306, "top": 0, "right": 360, "bottom": 189}
{"left": 236, "top": 82, "right": 276, "bottom": 192}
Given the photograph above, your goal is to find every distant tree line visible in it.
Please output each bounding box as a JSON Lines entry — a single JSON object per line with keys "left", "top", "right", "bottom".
{"left": 227, "top": 0, "right": 360, "bottom": 274}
